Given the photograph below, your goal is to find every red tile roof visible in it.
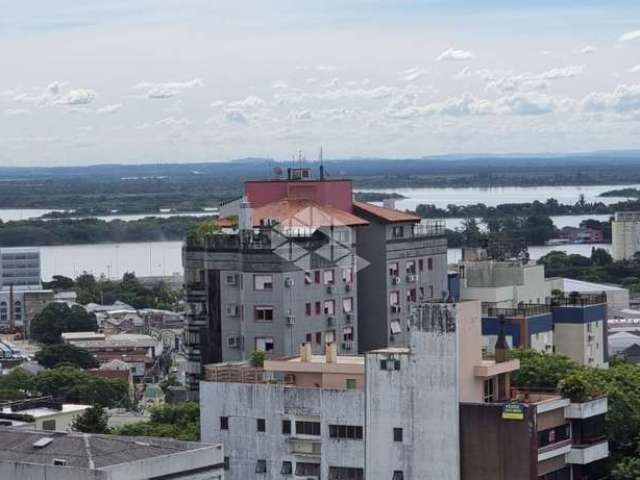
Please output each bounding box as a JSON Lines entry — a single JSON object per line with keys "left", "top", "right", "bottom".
{"left": 353, "top": 201, "right": 421, "bottom": 223}
{"left": 252, "top": 198, "right": 368, "bottom": 228}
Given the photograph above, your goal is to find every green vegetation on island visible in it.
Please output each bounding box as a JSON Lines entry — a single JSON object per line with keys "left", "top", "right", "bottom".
{"left": 599, "top": 188, "right": 640, "bottom": 198}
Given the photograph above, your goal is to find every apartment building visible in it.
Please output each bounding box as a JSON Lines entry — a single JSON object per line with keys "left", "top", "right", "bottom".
{"left": 612, "top": 210, "right": 640, "bottom": 260}
{"left": 183, "top": 168, "right": 448, "bottom": 396}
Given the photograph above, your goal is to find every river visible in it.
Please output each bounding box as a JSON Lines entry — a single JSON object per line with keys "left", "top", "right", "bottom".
{"left": 32, "top": 240, "right": 610, "bottom": 281}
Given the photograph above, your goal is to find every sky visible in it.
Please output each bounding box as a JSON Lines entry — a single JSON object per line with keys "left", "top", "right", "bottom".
{"left": 2, "top": 0, "right": 640, "bottom": 166}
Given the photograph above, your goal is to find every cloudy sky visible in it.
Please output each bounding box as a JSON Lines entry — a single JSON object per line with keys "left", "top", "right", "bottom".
{"left": 2, "top": 0, "right": 640, "bottom": 166}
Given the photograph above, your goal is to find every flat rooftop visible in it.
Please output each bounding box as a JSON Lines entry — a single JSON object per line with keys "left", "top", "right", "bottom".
{"left": 1, "top": 404, "right": 89, "bottom": 418}
{"left": 0, "top": 428, "right": 218, "bottom": 469}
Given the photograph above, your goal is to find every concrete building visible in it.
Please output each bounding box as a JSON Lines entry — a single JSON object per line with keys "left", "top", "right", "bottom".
{"left": 0, "top": 248, "right": 41, "bottom": 288}
{"left": 183, "top": 168, "right": 448, "bottom": 396}
{"left": 612, "top": 211, "right": 640, "bottom": 260}
{"left": 0, "top": 428, "right": 224, "bottom": 480}
{"left": 200, "top": 300, "right": 524, "bottom": 480}
{"left": 548, "top": 277, "right": 629, "bottom": 319}
{"left": 0, "top": 398, "right": 90, "bottom": 432}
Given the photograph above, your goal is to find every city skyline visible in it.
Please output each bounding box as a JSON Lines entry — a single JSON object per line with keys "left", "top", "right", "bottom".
{"left": 2, "top": 0, "right": 640, "bottom": 166}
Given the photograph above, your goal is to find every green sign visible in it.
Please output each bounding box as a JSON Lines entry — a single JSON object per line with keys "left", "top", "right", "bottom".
{"left": 502, "top": 403, "right": 525, "bottom": 420}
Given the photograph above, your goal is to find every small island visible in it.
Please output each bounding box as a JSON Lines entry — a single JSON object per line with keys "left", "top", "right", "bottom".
{"left": 353, "top": 191, "right": 406, "bottom": 202}
{"left": 599, "top": 188, "right": 640, "bottom": 198}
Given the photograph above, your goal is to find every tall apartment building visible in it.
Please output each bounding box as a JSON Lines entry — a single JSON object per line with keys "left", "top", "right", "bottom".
{"left": 612, "top": 211, "right": 640, "bottom": 260}
{"left": 183, "top": 168, "right": 448, "bottom": 396}
{"left": 200, "top": 299, "right": 608, "bottom": 479}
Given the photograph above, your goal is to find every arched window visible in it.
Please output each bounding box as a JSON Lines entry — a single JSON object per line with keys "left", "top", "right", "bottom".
{"left": 13, "top": 301, "right": 22, "bottom": 321}
{"left": 0, "top": 302, "right": 7, "bottom": 323}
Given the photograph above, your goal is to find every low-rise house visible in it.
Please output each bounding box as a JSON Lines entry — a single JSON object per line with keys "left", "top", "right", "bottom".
{"left": 0, "top": 398, "right": 89, "bottom": 432}
{"left": 0, "top": 428, "right": 224, "bottom": 480}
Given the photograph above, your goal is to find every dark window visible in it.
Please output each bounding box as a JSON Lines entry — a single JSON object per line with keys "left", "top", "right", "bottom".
{"left": 314, "top": 271, "right": 321, "bottom": 284}
{"left": 393, "top": 427, "right": 403, "bottom": 442}
{"left": 256, "top": 459, "right": 267, "bottom": 474}
{"left": 538, "top": 424, "right": 570, "bottom": 448}
{"left": 393, "top": 471, "right": 404, "bottom": 480}
{"left": 255, "top": 306, "right": 274, "bottom": 322}
{"left": 392, "top": 226, "right": 404, "bottom": 238}
{"left": 306, "top": 333, "right": 313, "bottom": 343}
{"left": 257, "top": 418, "right": 266, "bottom": 432}
{"left": 428, "top": 258, "right": 433, "bottom": 270}
{"left": 315, "top": 301, "right": 322, "bottom": 315}
{"left": 329, "top": 424, "right": 363, "bottom": 440}
{"left": 282, "top": 419, "right": 291, "bottom": 435}
{"left": 296, "top": 463, "right": 320, "bottom": 476}
{"left": 223, "top": 457, "right": 230, "bottom": 470}
{"left": 220, "top": 416, "right": 229, "bottom": 430}
{"left": 316, "top": 332, "right": 322, "bottom": 344}
{"left": 281, "top": 461, "right": 293, "bottom": 475}
{"left": 305, "top": 302, "right": 312, "bottom": 316}
{"left": 538, "top": 466, "right": 571, "bottom": 480}
{"left": 394, "top": 360, "right": 401, "bottom": 370}
{"left": 296, "top": 421, "right": 321, "bottom": 436}
{"left": 380, "top": 359, "right": 387, "bottom": 370}
{"left": 418, "top": 259, "right": 424, "bottom": 271}
{"left": 42, "top": 419, "right": 56, "bottom": 431}
{"left": 329, "top": 466, "right": 364, "bottom": 480}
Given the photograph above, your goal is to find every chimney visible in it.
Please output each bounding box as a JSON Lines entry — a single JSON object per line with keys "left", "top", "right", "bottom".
{"left": 326, "top": 342, "right": 337, "bottom": 364}
{"left": 300, "top": 342, "right": 312, "bottom": 363}
{"left": 382, "top": 198, "right": 396, "bottom": 210}
{"left": 494, "top": 315, "right": 509, "bottom": 363}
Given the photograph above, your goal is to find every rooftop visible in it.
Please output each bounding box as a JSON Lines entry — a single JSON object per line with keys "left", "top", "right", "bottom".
{"left": 252, "top": 198, "right": 368, "bottom": 228}
{"left": 353, "top": 200, "right": 421, "bottom": 223}
{"left": 0, "top": 428, "right": 217, "bottom": 469}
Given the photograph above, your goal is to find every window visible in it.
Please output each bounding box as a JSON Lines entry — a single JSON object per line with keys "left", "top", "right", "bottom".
{"left": 343, "top": 297, "right": 353, "bottom": 313}
{"left": 342, "top": 268, "right": 353, "bottom": 283}
{"left": 538, "top": 424, "right": 571, "bottom": 448}
{"left": 255, "top": 306, "right": 274, "bottom": 322}
{"left": 220, "top": 416, "right": 229, "bottom": 430}
{"left": 224, "top": 456, "right": 230, "bottom": 470}
{"left": 428, "top": 257, "right": 433, "bottom": 270}
{"left": 255, "top": 459, "right": 267, "bottom": 474}
{"left": 42, "top": 419, "right": 56, "bottom": 431}
{"left": 389, "top": 291, "right": 400, "bottom": 305}
{"left": 316, "top": 332, "right": 322, "bottom": 344}
{"left": 343, "top": 327, "right": 354, "bottom": 342}
{"left": 0, "top": 302, "right": 6, "bottom": 322}
{"left": 324, "top": 269, "right": 335, "bottom": 285}
{"left": 390, "top": 320, "right": 402, "bottom": 335}
{"left": 296, "top": 421, "right": 321, "bottom": 436}
{"left": 388, "top": 262, "right": 399, "bottom": 276}
{"left": 282, "top": 419, "right": 291, "bottom": 435}
{"left": 254, "top": 274, "right": 273, "bottom": 290}
{"left": 393, "top": 471, "right": 404, "bottom": 480}
{"left": 329, "top": 467, "right": 364, "bottom": 480}
{"left": 346, "top": 378, "right": 357, "bottom": 390}
{"left": 406, "top": 260, "right": 416, "bottom": 274}
{"left": 392, "top": 226, "right": 404, "bottom": 238}
{"left": 587, "top": 322, "right": 593, "bottom": 333}
{"left": 483, "top": 378, "right": 495, "bottom": 402}
{"left": 329, "top": 424, "right": 363, "bottom": 440}
{"left": 281, "top": 461, "right": 293, "bottom": 475}
{"left": 314, "top": 271, "right": 321, "bottom": 284}
{"left": 257, "top": 418, "right": 266, "bottom": 432}
{"left": 296, "top": 463, "right": 320, "bottom": 476}
{"left": 255, "top": 337, "right": 274, "bottom": 352}
{"left": 419, "top": 287, "right": 424, "bottom": 299}
{"left": 418, "top": 259, "right": 424, "bottom": 271}
{"left": 429, "top": 285, "right": 434, "bottom": 298}
{"left": 13, "top": 301, "right": 21, "bottom": 320}
{"left": 305, "top": 272, "right": 312, "bottom": 285}
{"left": 324, "top": 299, "right": 335, "bottom": 315}
{"left": 393, "top": 428, "right": 403, "bottom": 442}
{"left": 407, "top": 289, "right": 417, "bottom": 303}
{"left": 315, "top": 301, "right": 321, "bottom": 315}
{"left": 305, "top": 302, "right": 312, "bottom": 316}
{"left": 306, "top": 333, "right": 313, "bottom": 343}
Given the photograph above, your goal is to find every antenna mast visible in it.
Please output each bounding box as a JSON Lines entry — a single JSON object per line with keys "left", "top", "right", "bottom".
{"left": 319, "top": 146, "right": 325, "bottom": 180}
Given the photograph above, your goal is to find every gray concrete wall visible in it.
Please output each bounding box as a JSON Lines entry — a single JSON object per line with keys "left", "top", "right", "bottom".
{"left": 365, "top": 303, "right": 460, "bottom": 480}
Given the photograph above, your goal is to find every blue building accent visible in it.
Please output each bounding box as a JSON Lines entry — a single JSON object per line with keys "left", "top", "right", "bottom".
{"left": 482, "top": 312, "right": 553, "bottom": 348}
{"left": 552, "top": 303, "right": 606, "bottom": 324}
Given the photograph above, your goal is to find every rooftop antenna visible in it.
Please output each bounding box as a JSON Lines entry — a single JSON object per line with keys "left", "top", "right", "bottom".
{"left": 319, "top": 146, "right": 325, "bottom": 180}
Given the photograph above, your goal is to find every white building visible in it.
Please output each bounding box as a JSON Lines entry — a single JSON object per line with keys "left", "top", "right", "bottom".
{"left": 612, "top": 211, "right": 640, "bottom": 260}
{"left": 0, "top": 399, "right": 89, "bottom": 432}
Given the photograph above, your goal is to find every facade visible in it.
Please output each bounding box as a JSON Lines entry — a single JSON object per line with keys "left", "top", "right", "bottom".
{"left": 612, "top": 211, "right": 640, "bottom": 260}
{"left": 200, "top": 300, "right": 523, "bottom": 480}
{"left": 0, "top": 428, "right": 224, "bottom": 480}
{"left": 0, "top": 248, "right": 41, "bottom": 288}
{"left": 183, "top": 169, "right": 447, "bottom": 396}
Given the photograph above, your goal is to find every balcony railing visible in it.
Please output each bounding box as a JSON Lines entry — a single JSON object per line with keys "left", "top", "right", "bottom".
{"left": 482, "top": 303, "right": 551, "bottom": 318}
{"left": 412, "top": 222, "right": 446, "bottom": 238}
{"left": 551, "top": 293, "right": 607, "bottom": 307}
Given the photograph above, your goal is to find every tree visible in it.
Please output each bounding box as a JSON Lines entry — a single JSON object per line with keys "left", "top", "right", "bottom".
{"left": 72, "top": 405, "right": 110, "bottom": 434}
{"left": 612, "top": 455, "right": 640, "bottom": 480}
{"left": 42, "top": 275, "right": 75, "bottom": 291}
{"left": 511, "top": 349, "right": 578, "bottom": 390}
{"left": 35, "top": 344, "right": 99, "bottom": 369}
{"left": 112, "top": 403, "right": 200, "bottom": 441}
{"left": 591, "top": 247, "right": 613, "bottom": 266}
{"left": 30, "top": 303, "right": 98, "bottom": 344}
{"left": 461, "top": 217, "right": 482, "bottom": 246}
{"left": 249, "top": 350, "right": 266, "bottom": 367}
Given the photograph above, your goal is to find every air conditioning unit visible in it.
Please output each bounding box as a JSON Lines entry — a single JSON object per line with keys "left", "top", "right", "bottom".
{"left": 286, "top": 315, "right": 296, "bottom": 326}
{"left": 326, "top": 285, "right": 334, "bottom": 294}
{"left": 390, "top": 305, "right": 401, "bottom": 313}
{"left": 225, "top": 304, "right": 239, "bottom": 317}
{"left": 406, "top": 274, "right": 417, "bottom": 283}
{"left": 327, "top": 316, "right": 335, "bottom": 327}
{"left": 345, "top": 314, "right": 353, "bottom": 323}
{"left": 392, "top": 277, "right": 401, "bottom": 285}
{"left": 345, "top": 284, "right": 352, "bottom": 292}
{"left": 285, "top": 278, "right": 294, "bottom": 288}
{"left": 227, "top": 336, "right": 240, "bottom": 348}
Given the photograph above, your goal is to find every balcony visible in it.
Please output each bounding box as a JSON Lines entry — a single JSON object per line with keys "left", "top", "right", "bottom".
{"left": 474, "top": 357, "right": 520, "bottom": 378}
{"left": 288, "top": 437, "right": 322, "bottom": 457}
{"left": 565, "top": 398, "right": 607, "bottom": 419}
{"left": 412, "top": 222, "right": 445, "bottom": 238}
{"left": 538, "top": 438, "right": 572, "bottom": 462}
{"left": 566, "top": 440, "right": 609, "bottom": 465}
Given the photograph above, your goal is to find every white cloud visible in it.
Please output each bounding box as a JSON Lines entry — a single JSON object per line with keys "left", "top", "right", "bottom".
{"left": 228, "top": 95, "right": 266, "bottom": 109}
{"left": 436, "top": 48, "right": 473, "bottom": 61}
{"left": 628, "top": 65, "right": 640, "bottom": 73}
{"left": 156, "top": 117, "right": 192, "bottom": 127}
{"left": 295, "top": 110, "right": 312, "bottom": 120}
{"left": 55, "top": 89, "right": 97, "bottom": 105}
{"left": 133, "top": 78, "right": 204, "bottom": 99}
{"left": 3, "top": 108, "right": 30, "bottom": 116}
{"left": 581, "top": 84, "right": 640, "bottom": 114}
{"left": 272, "top": 81, "right": 288, "bottom": 89}
{"left": 538, "top": 65, "right": 585, "bottom": 80}
{"left": 96, "top": 104, "right": 122, "bottom": 114}
{"left": 619, "top": 30, "right": 640, "bottom": 42}
{"left": 575, "top": 45, "right": 597, "bottom": 55}
{"left": 315, "top": 65, "right": 338, "bottom": 72}
{"left": 399, "top": 67, "right": 427, "bottom": 82}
